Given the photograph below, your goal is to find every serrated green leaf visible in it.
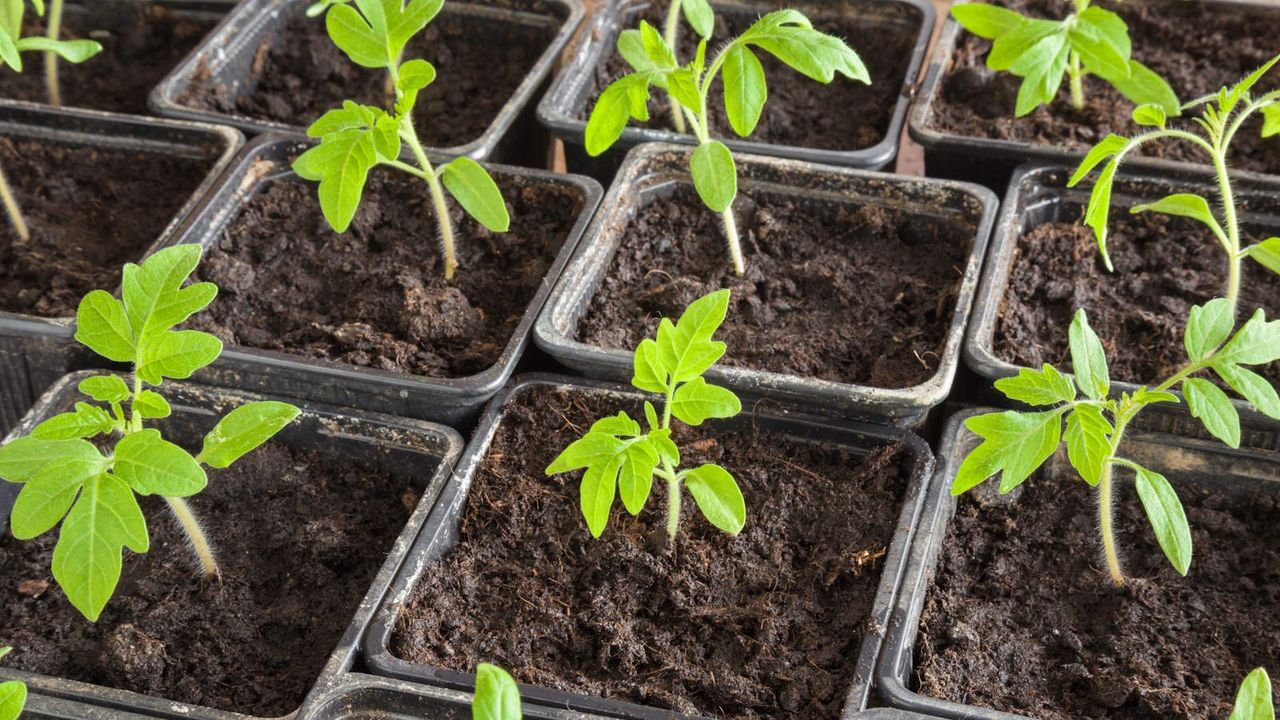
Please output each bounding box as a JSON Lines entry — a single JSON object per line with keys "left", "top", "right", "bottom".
{"left": 122, "top": 245, "right": 217, "bottom": 344}
{"left": 52, "top": 473, "right": 149, "bottom": 621}
{"left": 1069, "top": 133, "right": 1128, "bottom": 187}
{"left": 391, "top": 0, "right": 443, "bottom": 57}
{"left": 994, "top": 364, "right": 1076, "bottom": 406}
{"left": 1183, "top": 377, "right": 1241, "bottom": 448}
{"left": 198, "top": 401, "right": 301, "bottom": 469}
{"left": 1244, "top": 238, "right": 1280, "bottom": 274}
{"left": 1131, "top": 103, "right": 1166, "bottom": 128}
{"left": 1215, "top": 363, "right": 1280, "bottom": 419}
{"left": 618, "top": 440, "right": 657, "bottom": 515}
{"left": 585, "top": 74, "right": 651, "bottom": 156}
{"left": 1070, "top": 6, "right": 1130, "bottom": 81}
{"left": 294, "top": 130, "right": 379, "bottom": 233}
{"left": 1184, "top": 298, "right": 1234, "bottom": 362}
{"left": 579, "top": 456, "right": 618, "bottom": 538}
{"left": 1063, "top": 404, "right": 1111, "bottom": 487}
{"left": 1230, "top": 668, "right": 1274, "bottom": 720}
{"left": 987, "top": 17, "right": 1063, "bottom": 71}
{"left": 690, "top": 140, "right": 737, "bottom": 213}
{"left": 1082, "top": 158, "right": 1119, "bottom": 271}
{"left": 114, "top": 429, "right": 207, "bottom": 497}
{"left": 682, "top": 0, "right": 714, "bottom": 39}
{"left": 326, "top": 2, "right": 387, "bottom": 67}
{"left": 0, "top": 679, "right": 26, "bottom": 720}
{"left": 1069, "top": 311, "right": 1110, "bottom": 401}
{"left": 684, "top": 464, "right": 745, "bottom": 534}
{"left": 473, "top": 663, "right": 522, "bottom": 720}
{"left": 671, "top": 378, "right": 741, "bottom": 426}
{"left": 633, "top": 338, "right": 668, "bottom": 394}
{"left": 1131, "top": 193, "right": 1223, "bottom": 241}
{"left": 1108, "top": 59, "right": 1180, "bottom": 115}
{"left": 136, "top": 330, "right": 222, "bottom": 385}
{"left": 133, "top": 390, "right": 171, "bottom": 419}
{"left": 78, "top": 375, "right": 130, "bottom": 403}
{"left": 723, "top": 45, "right": 766, "bottom": 137}
{"left": 0, "top": 436, "right": 102, "bottom": 484}
{"left": 951, "top": 3, "right": 1026, "bottom": 39}
{"left": 1132, "top": 464, "right": 1193, "bottom": 576}
{"left": 655, "top": 289, "right": 731, "bottom": 383}
{"left": 31, "top": 403, "right": 115, "bottom": 440}
{"left": 441, "top": 157, "right": 510, "bottom": 233}
{"left": 10, "top": 456, "right": 105, "bottom": 539}
{"left": 75, "top": 290, "right": 136, "bottom": 363}
{"left": 1214, "top": 309, "right": 1280, "bottom": 367}
{"left": 952, "top": 409, "right": 1063, "bottom": 495}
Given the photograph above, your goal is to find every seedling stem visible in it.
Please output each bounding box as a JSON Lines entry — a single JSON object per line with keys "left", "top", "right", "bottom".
{"left": 44, "top": 0, "right": 64, "bottom": 106}
{"left": 166, "top": 496, "right": 221, "bottom": 578}
{"left": 663, "top": 0, "right": 687, "bottom": 134}
{"left": 0, "top": 162, "right": 29, "bottom": 242}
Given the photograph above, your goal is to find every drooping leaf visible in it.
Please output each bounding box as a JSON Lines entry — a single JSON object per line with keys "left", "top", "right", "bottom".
{"left": 740, "top": 11, "right": 869, "bottom": 84}
{"left": 993, "top": 363, "right": 1076, "bottom": 406}
{"left": 52, "top": 473, "right": 149, "bottom": 621}
{"left": 684, "top": 464, "right": 745, "bottom": 534}
{"left": 198, "top": 401, "right": 301, "bottom": 469}
{"left": 1069, "top": 310, "right": 1111, "bottom": 401}
{"left": 441, "top": 157, "right": 510, "bottom": 232}
{"left": 1132, "top": 464, "right": 1193, "bottom": 576}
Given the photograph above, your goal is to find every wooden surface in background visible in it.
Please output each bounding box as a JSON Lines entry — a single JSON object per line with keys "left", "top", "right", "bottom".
{"left": 895, "top": 0, "right": 951, "bottom": 175}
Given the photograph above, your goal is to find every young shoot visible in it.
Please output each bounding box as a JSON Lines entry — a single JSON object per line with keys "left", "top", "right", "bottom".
{"left": 586, "top": 11, "right": 868, "bottom": 275}
{"left": 951, "top": 0, "right": 1179, "bottom": 116}
{"left": 0, "top": 0, "right": 100, "bottom": 241}
{"left": 1071, "top": 54, "right": 1280, "bottom": 319}
{"left": 472, "top": 663, "right": 521, "bottom": 720}
{"left": 0, "top": 648, "right": 24, "bottom": 720}
{"left": 0, "top": 245, "right": 301, "bottom": 621}
{"left": 656, "top": 0, "right": 714, "bottom": 135}
{"left": 294, "top": 0, "right": 510, "bottom": 281}
{"left": 1232, "top": 668, "right": 1275, "bottom": 720}
{"left": 546, "top": 290, "right": 745, "bottom": 541}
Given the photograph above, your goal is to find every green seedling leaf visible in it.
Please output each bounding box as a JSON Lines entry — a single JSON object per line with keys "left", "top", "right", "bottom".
{"left": 1223, "top": 55, "right": 1280, "bottom": 115}
{"left": 951, "top": 3, "right": 1026, "bottom": 39}
{"left": 1131, "top": 103, "right": 1166, "bottom": 128}
{"left": 1132, "top": 464, "right": 1192, "bottom": 575}
{"left": 136, "top": 330, "right": 222, "bottom": 385}
{"left": 198, "top": 401, "right": 302, "bottom": 469}
{"left": 1069, "top": 134, "right": 1128, "bottom": 187}
{"left": 114, "top": 429, "right": 207, "bottom": 497}
{"left": 1214, "top": 309, "right": 1280, "bottom": 367}
{"left": 1215, "top": 363, "right": 1280, "bottom": 420}
{"left": 1131, "top": 193, "right": 1224, "bottom": 241}
{"left": 391, "top": 0, "right": 444, "bottom": 56}
{"left": 1082, "top": 158, "right": 1120, "bottom": 270}
{"left": 133, "top": 390, "right": 171, "bottom": 419}
{"left": 723, "top": 45, "right": 766, "bottom": 137}
{"left": 293, "top": 129, "right": 379, "bottom": 233}
{"left": 441, "top": 157, "right": 510, "bottom": 232}
{"left": 671, "top": 377, "right": 741, "bottom": 426}
{"left": 326, "top": 2, "right": 387, "bottom": 68}
{"left": 742, "top": 11, "right": 869, "bottom": 84}
{"left": 987, "top": 17, "right": 1062, "bottom": 71}
{"left": 632, "top": 338, "right": 667, "bottom": 394}
{"left": 123, "top": 244, "right": 218, "bottom": 342}
{"left": 473, "top": 663, "right": 522, "bottom": 720}
{"left": 690, "top": 140, "right": 737, "bottom": 213}
{"left": 0, "top": 678, "right": 25, "bottom": 720}
{"left": 31, "top": 402, "right": 115, "bottom": 440}
{"left": 395, "top": 58, "right": 436, "bottom": 114}
{"left": 1183, "top": 376, "right": 1241, "bottom": 448}
{"left": 1230, "top": 668, "right": 1274, "bottom": 720}
{"left": 14, "top": 36, "right": 101, "bottom": 62}
{"left": 655, "top": 288, "right": 730, "bottom": 383}
{"left": 993, "top": 363, "right": 1076, "bottom": 406}
{"left": 0, "top": 436, "right": 102, "bottom": 483}
{"left": 639, "top": 20, "right": 678, "bottom": 70}
{"left": 585, "top": 73, "right": 651, "bottom": 156}
{"left": 1263, "top": 105, "right": 1280, "bottom": 138}
{"left": 1244, "top": 238, "right": 1280, "bottom": 274}
{"left": 1108, "top": 59, "right": 1180, "bottom": 115}
{"left": 685, "top": 464, "right": 746, "bottom": 534}
{"left": 75, "top": 290, "right": 136, "bottom": 362}
{"left": 1009, "top": 29, "right": 1069, "bottom": 116}
{"left": 52, "top": 473, "right": 150, "bottom": 621}
{"left": 78, "top": 375, "right": 130, "bottom": 403}
{"left": 10, "top": 455, "right": 108, "bottom": 539}
{"left": 666, "top": 67, "right": 702, "bottom": 116}
{"left": 1070, "top": 6, "right": 1130, "bottom": 81}
{"left": 1069, "top": 310, "right": 1110, "bottom": 401}
{"left": 1064, "top": 404, "right": 1111, "bottom": 487}
{"left": 682, "top": 0, "right": 714, "bottom": 39}
{"left": 1184, "top": 298, "right": 1234, "bottom": 362}
{"left": 952, "top": 409, "right": 1063, "bottom": 495}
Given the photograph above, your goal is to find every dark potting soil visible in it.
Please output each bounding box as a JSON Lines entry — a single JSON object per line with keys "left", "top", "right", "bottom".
{"left": 993, "top": 211, "right": 1280, "bottom": 385}
{"left": 0, "top": 137, "right": 213, "bottom": 318}
{"left": 0, "top": 424, "right": 422, "bottom": 716}
{"left": 914, "top": 456, "right": 1280, "bottom": 718}
{"left": 390, "top": 385, "right": 911, "bottom": 719}
{"left": 929, "top": 0, "right": 1280, "bottom": 174}
{"left": 574, "top": 185, "right": 972, "bottom": 389}
{"left": 188, "top": 173, "right": 584, "bottom": 378}
{"left": 587, "top": 2, "right": 919, "bottom": 152}
{"left": 179, "top": 7, "right": 555, "bottom": 147}
{"left": 0, "top": 3, "right": 220, "bottom": 115}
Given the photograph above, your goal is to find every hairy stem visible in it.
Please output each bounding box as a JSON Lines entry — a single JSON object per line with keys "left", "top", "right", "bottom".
{"left": 1097, "top": 460, "right": 1125, "bottom": 587}
{"left": 1068, "top": 51, "right": 1084, "bottom": 110}
{"left": 165, "top": 497, "right": 221, "bottom": 579}
{"left": 0, "top": 160, "right": 30, "bottom": 243}
{"left": 45, "top": 0, "right": 64, "bottom": 106}
{"left": 665, "top": 472, "right": 681, "bottom": 539}
{"left": 403, "top": 124, "right": 458, "bottom": 280}
{"left": 663, "top": 0, "right": 687, "bottom": 134}
{"left": 1211, "top": 151, "right": 1242, "bottom": 314}
{"left": 687, "top": 107, "right": 746, "bottom": 276}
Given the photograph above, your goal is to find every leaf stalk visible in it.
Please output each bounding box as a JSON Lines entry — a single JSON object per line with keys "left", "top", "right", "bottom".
{"left": 0, "top": 160, "right": 30, "bottom": 243}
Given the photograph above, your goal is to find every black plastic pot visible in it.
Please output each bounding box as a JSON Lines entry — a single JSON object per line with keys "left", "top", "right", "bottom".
{"left": 0, "top": 104, "right": 242, "bottom": 437}
{"left": 20, "top": 691, "right": 163, "bottom": 720}
{"left": 907, "top": 0, "right": 1280, "bottom": 193}
{"left": 537, "top": 0, "right": 933, "bottom": 182}
{"left": 151, "top": 135, "right": 602, "bottom": 430}
{"left": 874, "top": 407, "right": 1280, "bottom": 719}
{"left": 0, "top": 371, "right": 464, "bottom": 720}
{"left": 965, "top": 162, "right": 1280, "bottom": 443}
{"left": 362, "top": 373, "right": 936, "bottom": 720}
{"left": 150, "top": 0, "right": 586, "bottom": 165}
{"left": 310, "top": 673, "right": 612, "bottom": 719}
{"left": 533, "top": 142, "right": 998, "bottom": 428}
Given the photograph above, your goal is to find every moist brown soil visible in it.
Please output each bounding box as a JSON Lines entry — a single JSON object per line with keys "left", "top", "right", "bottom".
{"left": 0, "top": 420, "right": 426, "bottom": 716}
{"left": 914, "top": 456, "right": 1280, "bottom": 719}
{"left": 930, "top": 0, "right": 1280, "bottom": 175}
{"left": 188, "top": 172, "right": 584, "bottom": 378}
{"left": 994, "top": 211, "right": 1280, "bottom": 385}
{"left": 0, "top": 137, "right": 214, "bottom": 318}
{"left": 179, "top": 7, "right": 555, "bottom": 147}
{"left": 574, "top": 185, "right": 972, "bottom": 389}
{"left": 390, "top": 385, "right": 913, "bottom": 719}
{"left": 587, "top": 2, "right": 919, "bottom": 152}
{"left": 0, "top": 3, "right": 220, "bottom": 115}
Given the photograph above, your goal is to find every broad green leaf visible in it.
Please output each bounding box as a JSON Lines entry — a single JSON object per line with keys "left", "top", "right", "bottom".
{"left": 632, "top": 338, "right": 668, "bottom": 394}
{"left": 32, "top": 403, "right": 115, "bottom": 440}
{"left": 78, "top": 375, "right": 130, "bottom": 403}
{"left": 13, "top": 36, "right": 101, "bottom": 63}
{"left": 1215, "top": 363, "right": 1280, "bottom": 419}
{"left": 1069, "top": 311, "right": 1110, "bottom": 401}
{"left": 546, "top": 432, "right": 626, "bottom": 475}
{"left": 136, "top": 330, "right": 223, "bottom": 385}
{"left": 1131, "top": 193, "right": 1223, "bottom": 241}
{"left": 114, "top": 429, "right": 207, "bottom": 497}
{"left": 585, "top": 74, "right": 650, "bottom": 156}
{"left": 1230, "top": 668, "right": 1274, "bottom": 720}
{"left": 654, "top": 289, "right": 731, "bottom": 383}
{"left": 441, "top": 157, "right": 510, "bottom": 233}
{"left": 1183, "top": 377, "right": 1241, "bottom": 448}
{"left": 590, "top": 412, "right": 642, "bottom": 437}
{"left": 1214, "top": 309, "right": 1280, "bottom": 367}
{"left": 473, "top": 663, "right": 522, "bottom": 720}
{"left": 744, "top": 20, "right": 868, "bottom": 84}
{"left": 307, "top": 100, "right": 378, "bottom": 138}
{"left": 690, "top": 140, "right": 737, "bottom": 213}
{"left": 987, "top": 17, "right": 1063, "bottom": 71}
{"left": 671, "top": 377, "right": 741, "bottom": 426}
{"left": 1131, "top": 103, "right": 1166, "bottom": 128}
{"left": 953, "top": 409, "right": 1063, "bottom": 495}
{"left": 617, "top": 440, "right": 658, "bottom": 515}
{"left": 681, "top": 0, "right": 714, "bottom": 39}
{"left": 1069, "top": 6, "right": 1130, "bottom": 81}
{"left": 684, "top": 464, "right": 745, "bottom": 534}
{"left": 639, "top": 20, "right": 677, "bottom": 70}
{"left": 579, "top": 457, "right": 618, "bottom": 538}
{"left": 666, "top": 67, "right": 702, "bottom": 116}
{"left": 122, "top": 244, "right": 217, "bottom": 343}
{"left": 198, "top": 401, "right": 301, "bottom": 469}
{"left": 1244, "top": 238, "right": 1280, "bottom": 274}
{"left": 133, "top": 390, "right": 171, "bottom": 419}
{"left": 1108, "top": 59, "right": 1180, "bottom": 115}
{"left": 10, "top": 456, "right": 105, "bottom": 539}
{"left": 0, "top": 437, "right": 102, "bottom": 484}
{"left": 993, "top": 364, "right": 1075, "bottom": 406}
{"left": 1064, "top": 405, "right": 1111, "bottom": 486}
{"left": 1010, "top": 30, "right": 1069, "bottom": 116}
{"left": 395, "top": 58, "right": 436, "bottom": 115}
{"left": 0, "top": 28, "right": 20, "bottom": 72}
{"left": 293, "top": 130, "right": 378, "bottom": 233}
{"left": 52, "top": 473, "right": 149, "bottom": 621}
{"left": 723, "top": 45, "right": 766, "bottom": 137}
{"left": 1132, "top": 464, "right": 1193, "bottom": 576}
{"left": 75, "top": 290, "right": 136, "bottom": 363}
{"left": 1069, "top": 133, "right": 1127, "bottom": 187}
{"left": 649, "top": 428, "right": 679, "bottom": 466}
{"left": 0, "top": 679, "right": 25, "bottom": 720}
{"left": 370, "top": 114, "right": 401, "bottom": 161}
{"left": 1184, "top": 298, "right": 1234, "bottom": 362}
{"left": 617, "top": 29, "right": 648, "bottom": 73}
{"left": 951, "top": 3, "right": 1026, "bottom": 39}
{"left": 1263, "top": 105, "right": 1280, "bottom": 139}
{"left": 326, "top": 2, "right": 388, "bottom": 68}
{"left": 391, "top": 0, "right": 444, "bottom": 56}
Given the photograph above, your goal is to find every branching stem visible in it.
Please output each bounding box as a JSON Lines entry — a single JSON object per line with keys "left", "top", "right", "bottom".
{"left": 45, "top": 0, "right": 64, "bottom": 106}
{"left": 0, "top": 160, "right": 30, "bottom": 243}
{"left": 391, "top": 65, "right": 458, "bottom": 280}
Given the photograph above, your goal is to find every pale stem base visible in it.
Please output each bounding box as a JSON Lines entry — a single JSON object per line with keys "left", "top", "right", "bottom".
{"left": 45, "top": 0, "right": 65, "bottom": 106}
{"left": 165, "top": 496, "right": 221, "bottom": 579}
{"left": 1098, "top": 462, "right": 1126, "bottom": 587}
{"left": 666, "top": 475, "right": 681, "bottom": 539}
{"left": 0, "top": 160, "right": 30, "bottom": 243}
{"left": 722, "top": 208, "right": 745, "bottom": 276}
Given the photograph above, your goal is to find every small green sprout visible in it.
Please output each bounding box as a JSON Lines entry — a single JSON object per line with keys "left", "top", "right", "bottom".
{"left": 655, "top": 0, "right": 713, "bottom": 135}
{"left": 295, "top": 0, "right": 510, "bottom": 281}
{"left": 472, "top": 663, "right": 521, "bottom": 720}
{"left": 950, "top": 0, "right": 1179, "bottom": 116}
{"left": 0, "top": 0, "right": 101, "bottom": 242}
{"left": 0, "top": 245, "right": 301, "bottom": 621}
{"left": 586, "top": 11, "right": 867, "bottom": 276}
{"left": 546, "top": 290, "right": 745, "bottom": 540}
{"left": 0, "top": 647, "right": 25, "bottom": 720}
{"left": 1232, "top": 668, "right": 1275, "bottom": 720}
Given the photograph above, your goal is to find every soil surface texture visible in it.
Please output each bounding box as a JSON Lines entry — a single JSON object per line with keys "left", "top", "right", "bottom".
{"left": 928, "top": 0, "right": 1280, "bottom": 174}
{"left": 587, "top": 2, "right": 920, "bottom": 152}
{"left": 390, "top": 385, "right": 913, "bottom": 719}
{"left": 179, "top": 6, "right": 555, "bottom": 147}
{"left": 0, "top": 413, "right": 427, "bottom": 716}
{"left": 0, "top": 137, "right": 213, "bottom": 317}
{"left": 915, "top": 452, "right": 1280, "bottom": 719}
{"left": 0, "top": 3, "right": 220, "bottom": 115}
{"left": 575, "top": 185, "right": 972, "bottom": 389}
{"left": 190, "top": 172, "right": 584, "bottom": 378}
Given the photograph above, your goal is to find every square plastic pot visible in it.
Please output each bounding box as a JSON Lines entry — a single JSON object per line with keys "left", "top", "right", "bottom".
{"left": 0, "top": 371, "right": 464, "bottom": 720}
{"left": 0, "top": 104, "right": 242, "bottom": 437}
{"left": 150, "top": 0, "right": 585, "bottom": 164}
{"left": 537, "top": 0, "right": 933, "bottom": 182}
{"left": 533, "top": 142, "right": 998, "bottom": 428}
{"left": 362, "top": 373, "right": 937, "bottom": 720}
{"left": 149, "top": 135, "right": 602, "bottom": 430}
{"left": 907, "top": 0, "right": 1280, "bottom": 193}
{"left": 310, "top": 673, "right": 613, "bottom": 719}
{"left": 874, "top": 407, "right": 1280, "bottom": 719}
{"left": 965, "top": 162, "right": 1280, "bottom": 444}
{"left": 20, "top": 692, "right": 164, "bottom": 720}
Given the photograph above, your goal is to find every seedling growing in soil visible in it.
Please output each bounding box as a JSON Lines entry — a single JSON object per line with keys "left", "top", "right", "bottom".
{"left": 472, "top": 663, "right": 521, "bottom": 720}
{"left": 586, "top": 11, "right": 867, "bottom": 275}
{"left": 0, "top": 0, "right": 100, "bottom": 241}
{"left": 0, "top": 245, "right": 301, "bottom": 621}
{"left": 0, "top": 648, "right": 25, "bottom": 720}
{"left": 295, "top": 0, "right": 510, "bottom": 281}
{"left": 950, "top": 0, "right": 1179, "bottom": 116}
{"left": 547, "top": 290, "right": 745, "bottom": 540}
{"left": 1072, "top": 54, "right": 1280, "bottom": 319}
{"left": 1232, "top": 668, "right": 1274, "bottom": 720}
